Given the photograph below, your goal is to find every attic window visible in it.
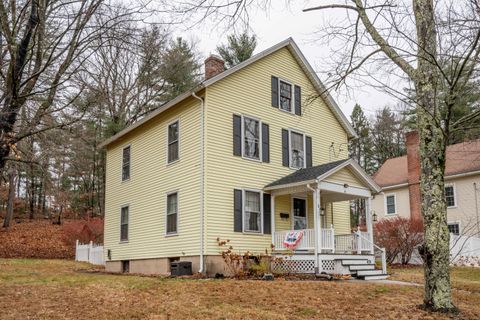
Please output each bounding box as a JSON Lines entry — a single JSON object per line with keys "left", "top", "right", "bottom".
{"left": 279, "top": 80, "right": 293, "bottom": 112}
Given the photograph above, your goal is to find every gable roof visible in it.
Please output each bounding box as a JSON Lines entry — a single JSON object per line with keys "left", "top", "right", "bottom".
{"left": 373, "top": 139, "right": 480, "bottom": 188}
{"left": 265, "top": 158, "right": 381, "bottom": 193}
{"left": 98, "top": 38, "right": 356, "bottom": 149}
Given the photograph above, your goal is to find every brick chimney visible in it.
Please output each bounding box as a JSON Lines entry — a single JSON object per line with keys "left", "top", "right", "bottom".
{"left": 406, "top": 131, "right": 422, "bottom": 221}
{"left": 204, "top": 55, "right": 225, "bottom": 80}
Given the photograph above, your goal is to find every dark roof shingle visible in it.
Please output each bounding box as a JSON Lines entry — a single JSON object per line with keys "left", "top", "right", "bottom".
{"left": 265, "top": 159, "right": 348, "bottom": 188}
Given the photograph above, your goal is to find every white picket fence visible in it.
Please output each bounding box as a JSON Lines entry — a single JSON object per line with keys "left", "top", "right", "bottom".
{"left": 75, "top": 240, "right": 105, "bottom": 265}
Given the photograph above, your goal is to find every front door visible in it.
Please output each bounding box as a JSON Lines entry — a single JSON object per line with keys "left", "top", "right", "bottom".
{"left": 293, "top": 198, "right": 307, "bottom": 230}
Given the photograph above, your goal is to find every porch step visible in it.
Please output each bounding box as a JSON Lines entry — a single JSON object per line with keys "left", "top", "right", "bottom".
{"left": 356, "top": 269, "right": 385, "bottom": 276}
{"left": 348, "top": 264, "right": 376, "bottom": 271}
{"left": 341, "top": 259, "right": 372, "bottom": 266}
{"left": 362, "top": 274, "right": 389, "bottom": 281}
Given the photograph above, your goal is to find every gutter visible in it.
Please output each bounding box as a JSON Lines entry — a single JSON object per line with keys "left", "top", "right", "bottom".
{"left": 192, "top": 92, "right": 205, "bottom": 274}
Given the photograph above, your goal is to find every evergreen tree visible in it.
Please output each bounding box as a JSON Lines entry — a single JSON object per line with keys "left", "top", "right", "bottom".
{"left": 216, "top": 32, "right": 257, "bottom": 68}
{"left": 349, "top": 104, "right": 375, "bottom": 174}
{"left": 159, "top": 37, "right": 201, "bottom": 101}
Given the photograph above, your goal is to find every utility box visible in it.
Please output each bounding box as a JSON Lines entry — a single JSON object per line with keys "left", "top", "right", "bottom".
{"left": 170, "top": 261, "right": 192, "bottom": 276}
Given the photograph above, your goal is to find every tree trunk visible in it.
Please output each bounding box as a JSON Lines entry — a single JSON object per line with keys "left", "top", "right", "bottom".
{"left": 3, "top": 170, "right": 16, "bottom": 228}
{"left": 414, "top": 0, "right": 455, "bottom": 311}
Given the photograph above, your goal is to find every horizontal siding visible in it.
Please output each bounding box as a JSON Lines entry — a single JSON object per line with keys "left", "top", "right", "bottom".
{"left": 104, "top": 97, "right": 202, "bottom": 261}
{"left": 204, "top": 47, "right": 350, "bottom": 254}
{"left": 324, "top": 167, "right": 365, "bottom": 188}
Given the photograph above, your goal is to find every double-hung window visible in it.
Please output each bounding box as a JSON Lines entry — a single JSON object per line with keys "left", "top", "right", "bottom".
{"left": 385, "top": 194, "right": 396, "bottom": 215}
{"left": 279, "top": 80, "right": 293, "bottom": 112}
{"left": 122, "top": 146, "right": 130, "bottom": 181}
{"left": 243, "top": 190, "right": 262, "bottom": 233}
{"left": 242, "top": 116, "right": 261, "bottom": 160}
{"left": 166, "top": 192, "right": 178, "bottom": 235}
{"left": 445, "top": 185, "right": 456, "bottom": 208}
{"left": 448, "top": 222, "right": 460, "bottom": 235}
{"left": 290, "top": 131, "right": 305, "bottom": 169}
{"left": 168, "top": 121, "right": 179, "bottom": 163}
{"left": 120, "top": 206, "right": 129, "bottom": 241}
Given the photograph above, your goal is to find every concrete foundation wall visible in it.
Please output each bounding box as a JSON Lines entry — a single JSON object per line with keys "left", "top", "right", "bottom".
{"left": 105, "top": 255, "right": 227, "bottom": 276}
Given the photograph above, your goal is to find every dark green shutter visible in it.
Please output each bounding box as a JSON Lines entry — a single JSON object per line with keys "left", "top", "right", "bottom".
{"left": 233, "top": 114, "right": 241, "bottom": 156}
{"left": 271, "top": 76, "right": 279, "bottom": 107}
{"left": 306, "top": 136, "right": 312, "bottom": 168}
{"left": 263, "top": 194, "right": 271, "bottom": 234}
{"left": 282, "top": 129, "right": 289, "bottom": 167}
{"left": 262, "top": 123, "right": 269, "bottom": 163}
{"left": 294, "top": 85, "right": 301, "bottom": 115}
{"left": 234, "top": 189, "right": 243, "bottom": 232}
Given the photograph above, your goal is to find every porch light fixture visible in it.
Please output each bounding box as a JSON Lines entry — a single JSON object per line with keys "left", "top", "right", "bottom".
{"left": 372, "top": 211, "right": 378, "bottom": 223}
{"left": 320, "top": 207, "right": 325, "bottom": 216}
{"left": 343, "top": 183, "right": 349, "bottom": 189}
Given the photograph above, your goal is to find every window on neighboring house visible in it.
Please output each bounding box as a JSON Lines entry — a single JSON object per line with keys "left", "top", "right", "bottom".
{"left": 122, "top": 146, "right": 130, "bottom": 181}
{"left": 244, "top": 190, "right": 262, "bottom": 233}
{"left": 120, "top": 206, "right": 129, "bottom": 241}
{"left": 168, "top": 121, "right": 179, "bottom": 163}
{"left": 448, "top": 222, "right": 460, "bottom": 235}
{"left": 445, "top": 185, "right": 456, "bottom": 208}
{"left": 279, "top": 80, "right": 293, "bottom": 112}
{"left": 166, "top": 192, "right": 178, "bottom": 235}
{"left": 290, "top": 131, "right": 305, "bottom": 168}
{"left": 243, "top": 116, "right": 260, "bottom": 160}
{"left": 386, "top": 194, "right": 396, "bottom": 215}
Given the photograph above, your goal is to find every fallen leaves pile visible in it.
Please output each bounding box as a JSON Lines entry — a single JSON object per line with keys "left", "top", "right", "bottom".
{"left": 0, "top": 220, "right": 74, "bottom": 259}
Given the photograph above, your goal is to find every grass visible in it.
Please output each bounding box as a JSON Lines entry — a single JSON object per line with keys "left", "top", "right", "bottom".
{"left": 1, "top": 259, "right": 479, "bottom": 319}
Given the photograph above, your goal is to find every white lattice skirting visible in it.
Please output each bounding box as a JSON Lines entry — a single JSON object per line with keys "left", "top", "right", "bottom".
{"left": 272, "top": 258, "right": 315, "bottom": 274}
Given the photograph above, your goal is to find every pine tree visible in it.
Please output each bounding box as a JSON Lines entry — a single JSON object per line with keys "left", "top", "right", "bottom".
{"left": 216, "top": 32, "right": 257, "bottom": 68}
{"left": 349, "top": 104, "right": 374, "bottom": 174}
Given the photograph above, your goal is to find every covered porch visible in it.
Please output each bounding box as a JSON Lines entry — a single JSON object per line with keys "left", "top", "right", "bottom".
{"left": 264, "top": 159, "right": 386, "bottom": 277}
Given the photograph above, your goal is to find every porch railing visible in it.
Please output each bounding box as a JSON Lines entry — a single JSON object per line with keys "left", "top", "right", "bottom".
{"left": 334, "top": 231, "right": 372, "bottom": 253}
{"left": 321, "top": 226, "right": 335, "bottom": 251}
{"left": 273, "top": 229, "right": 315, "bottom": 250}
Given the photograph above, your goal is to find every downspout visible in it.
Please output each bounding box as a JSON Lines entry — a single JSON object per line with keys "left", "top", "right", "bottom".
{"left": 192, "top": 92, "right": 205, "bottom": 273}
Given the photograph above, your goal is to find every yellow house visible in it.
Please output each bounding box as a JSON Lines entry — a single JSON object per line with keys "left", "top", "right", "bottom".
{"left": 99, "top": 38, "right": 385, "bottom": 279}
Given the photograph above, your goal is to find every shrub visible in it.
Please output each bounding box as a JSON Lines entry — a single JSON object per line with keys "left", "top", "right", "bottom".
{"left": 374, "top": 217, "right": 423, "bottom": 265}
{"left": 62, "top": 217, "right": 104, "bottom": 246}
{"left": 216, "top": 238, "right": 280, "bottom": 278}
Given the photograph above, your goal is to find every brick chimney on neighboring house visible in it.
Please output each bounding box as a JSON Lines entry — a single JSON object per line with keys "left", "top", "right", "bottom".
{"left": 406, "top": 131, "right": 422, "bottom": 221}
{"left": 204, "top": 55, "right": 225, "bottom": 80}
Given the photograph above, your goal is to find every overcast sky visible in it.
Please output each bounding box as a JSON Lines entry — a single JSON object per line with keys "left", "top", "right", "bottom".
{"left": 182, "top": 2, "right": 396, "bottom": 118}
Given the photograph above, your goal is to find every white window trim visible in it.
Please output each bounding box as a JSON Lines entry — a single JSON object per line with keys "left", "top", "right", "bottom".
{"left": 121, "top": 144, "right": 131, "bottom": 182}
{"left": 288, "top": 129, "right": 306, "bottom": 170}
{"left": 384, "top": 193, "right": 397, "bottom": 215}
{"left": 120, "top": 204, "right": 130, "bottom": 243}
{"left": 447, "top": 221, "right": 461, "bottom": 235}
{"left": 165, "top": 190, "right": 179, "bottom": 236}
{"left": 242, "top": 188, "right": 264, "bottom": 234}
{"left": 166, "top": 119, "right": 180, "bottom": 165}
{"left": 240, "top": 114, "right": 263, "bottom": 162}
{"left": 445, "top": 183, "right": 457, "bottom": 209}
{"left": 290, "top": 195, "right": 308, "bottom": 230}
{"left": 278, "top": 78, "right": 295, "bottom": 115}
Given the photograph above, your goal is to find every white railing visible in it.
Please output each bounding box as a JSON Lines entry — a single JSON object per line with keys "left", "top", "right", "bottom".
{"left": 354, "top": 230, "right": 387, "bottom": 275}
{"left": 273, "top": 229, "right": 315, "bottom": 250}
{"left": 75, "top": 240, "right": 105, "bottom": 265}
{"left": 321, "top": 226, "right": 335, "bottom": 251}
{"left": 335, "top": 234, "right": 356, "bottom": 253}
{"left": 359, "top": 231, "right": 372, "bottom": 252}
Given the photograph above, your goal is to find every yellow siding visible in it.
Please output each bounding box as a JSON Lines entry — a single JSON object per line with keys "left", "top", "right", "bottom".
{"left": 104, "top": 97, "right": 202, "bottom": 261}
{"left": 324, "top": 167, "right": 364, "bottom": 188}
{"left": 204, "top": 47, "right": 350, "bottom": 255}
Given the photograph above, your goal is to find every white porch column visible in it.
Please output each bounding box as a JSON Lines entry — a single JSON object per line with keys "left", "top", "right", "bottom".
{"left": 312, "top": 189, "right": 319, "bottom": 271}
{"left": 365, "top": 196, "right": 374, "bottom": 254}
{"left": 315, "top": 188, "right": 322, "bottom": 258}
{"left": 271, "top": 194, "right": 275, "bottom": 247}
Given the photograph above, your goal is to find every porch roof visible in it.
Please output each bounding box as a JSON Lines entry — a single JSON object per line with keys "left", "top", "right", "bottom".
{"left": 264, "top": 158, "right": 381, "bottom": 194}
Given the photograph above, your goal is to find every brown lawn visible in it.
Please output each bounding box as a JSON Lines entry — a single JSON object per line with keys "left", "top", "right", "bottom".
{"left": 0, "top": 259, "right": 479, "bottom": 320}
